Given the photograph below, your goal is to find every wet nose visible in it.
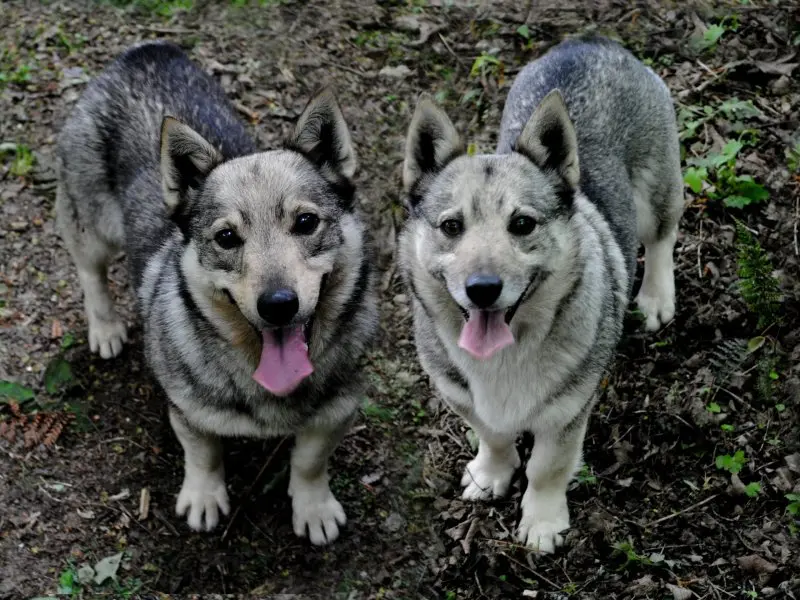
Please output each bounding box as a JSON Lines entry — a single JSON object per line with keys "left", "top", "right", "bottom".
{"left": 257, "top": 288, "right": 299, "bottom": 326}
{"left": 465, "top": 274, "right": 503, "bottom": 309}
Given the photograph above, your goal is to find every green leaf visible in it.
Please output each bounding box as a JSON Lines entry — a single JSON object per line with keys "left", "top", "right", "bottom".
{"left": 43, "top": 357, "right": 75, "bottom": 395}
{"left": 703, "top": 24, "right": 726, "bottom": 46}
{"left": 0, "top": 380, "right": 34, "bottom": 404}
{"left": 747, "top": 336, "right": 765, "bottom": 353}
{"left": 516, "top": 24, "right": 531, "bottom": 39}
{"left": 60, "top": 332, "right": 76, "bottom": 350}
{"left": 721, "top": 424, "right": 735, "bottom": 432}
{"left": 733, "top": 177, "right": 769, "bottom": 202}
{"left": 706, "top": 402, "right": 721, "bottom": 414}
{"left": 683, "top": 166, "right": 707, "bottom": 193}
{"left": 776, "top": 403, "right": 786, "bottom": 413}
{"left": 724, "top": 195, "right": 753, "bottom": 209}
{"left": 744, "top": 482, "right": 761, "bottom": 497}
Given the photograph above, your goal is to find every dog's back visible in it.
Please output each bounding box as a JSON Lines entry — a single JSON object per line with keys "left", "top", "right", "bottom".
{"left": 498, "top": 36, "right": 682, "bottom": 289}
{"left": 57, "top": 41, "right": 255, "bottom": 285}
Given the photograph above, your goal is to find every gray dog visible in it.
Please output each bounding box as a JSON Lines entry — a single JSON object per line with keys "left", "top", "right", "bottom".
{"left": 56, "top": 41, "right": 378, "bottom": 545}
{"left": 400, "top": 35, "right": 683, "bottom": 552}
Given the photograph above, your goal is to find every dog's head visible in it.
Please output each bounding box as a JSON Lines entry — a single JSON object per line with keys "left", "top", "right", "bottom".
{"left": 160, "top": 88, "right": 360, "bottom": 395}
{"left": 402, "top": 90, "right": 579, "bottom": 360}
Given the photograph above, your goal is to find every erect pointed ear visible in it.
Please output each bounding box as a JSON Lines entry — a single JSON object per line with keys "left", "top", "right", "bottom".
{"left": 160, "top": 116, "right": 223, "bottom": 215}
{"left": 289, "top": 87, "right": 357, "bottom": 180}
{"left": 515, "top": 89, "right": 580, "bottom": 190}
{"left": 403, "top": 94, "right": 464, "bottom": 196}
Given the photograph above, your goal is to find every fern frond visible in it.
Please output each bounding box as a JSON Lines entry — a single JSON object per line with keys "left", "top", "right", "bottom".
{"left": 735, "top": 221, "right": 782, "bottom": 329}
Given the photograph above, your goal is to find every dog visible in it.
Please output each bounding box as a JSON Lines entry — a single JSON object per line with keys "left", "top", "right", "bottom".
{"left": 399, "top": 35, "right": 683, "bottom": 553}
{"left": 56, "top": 41, "right": 378, "bottom": 545}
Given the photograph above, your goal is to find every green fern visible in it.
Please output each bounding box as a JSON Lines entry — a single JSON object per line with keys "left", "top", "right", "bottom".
{"left": 735, "top": 221, "right": 781, "bottom": 329}
{"left": 709, "top": 338, "right": 747, "bottom": 386}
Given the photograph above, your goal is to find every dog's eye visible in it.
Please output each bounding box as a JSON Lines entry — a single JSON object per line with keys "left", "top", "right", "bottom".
{"left": 440, "top": 219, "right": 463, "bottom": 238}
{"left": 508, "top": 216, "right": 536, "bottom": 236}
{"left": 214, "top": 229, "right": 243, "bottom": 249}
{"left": 293, "top": 213, "right": 320, "bottom": 235}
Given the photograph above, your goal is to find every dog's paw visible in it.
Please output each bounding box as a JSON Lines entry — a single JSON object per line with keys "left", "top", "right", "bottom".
{"left": 460, "top": 449, "right": 520, "bottom": 501}
{"left": 88, "top": 316, "right": 128, "bottom": 359}
{"left": 176, "top": 467, "right": 230, "bottom": 532}
{"left": 290, "top": 478, "right": 346, "bottom": 545}
{"left": 635, "top": 287, "right": 675, "bottom": 332}
{"left": 516, "top": 494, "right": 569, "bottom": 554}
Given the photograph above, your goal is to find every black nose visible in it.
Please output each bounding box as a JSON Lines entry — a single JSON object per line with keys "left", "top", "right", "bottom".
{"left": 465, "top": 274, "right": 503, "bottom": 309}
{"left": 257, "top": 288, "right": 299, "bottom": 326}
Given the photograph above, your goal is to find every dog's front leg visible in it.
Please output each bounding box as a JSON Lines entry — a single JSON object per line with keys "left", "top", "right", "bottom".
{"left": 517, "top": 404, "right": 590, "bottom": 553}
{"left": 459, "top": 418, "right": 521, "bottom": 501}
{"left": 169, "top": 406, "right": 230, "bottom": 532}
{"left": 288, "top": 412, "right": 354, "bottom": 546}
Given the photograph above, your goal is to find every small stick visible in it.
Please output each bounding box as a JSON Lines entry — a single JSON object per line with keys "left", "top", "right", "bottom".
{"left": 643, "top": 493, "right": 719, "bottom": 528}
{"left": 221, "top": 436, "right": 290, "bottom": 541}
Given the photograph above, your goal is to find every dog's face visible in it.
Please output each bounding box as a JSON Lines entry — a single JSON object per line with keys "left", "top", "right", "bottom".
{"left": 160, "top": 89, "right": 360, "bottom": 394}
{"left": 403, "top": 91, "right": 580, "bottom": 359}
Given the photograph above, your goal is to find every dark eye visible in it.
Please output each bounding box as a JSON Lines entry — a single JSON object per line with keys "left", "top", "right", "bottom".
{"left": 509, "top": 215, "right": 536, "bottom": 236}
{"left": 293, "top": 213, "right": 320, "bottom": 235}
{"left": 214, "top": 228, "right": 243, "bottom": 249}
{"left": 440, "top": 219, "right": 463, "bottom": 237}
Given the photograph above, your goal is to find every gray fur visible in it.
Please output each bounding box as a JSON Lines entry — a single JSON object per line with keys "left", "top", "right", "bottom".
{"left": 56, "top": 41, "right": 378, "bottom": 545}
{"left": 400, "top": 36, "right": 683, "bottom": 553}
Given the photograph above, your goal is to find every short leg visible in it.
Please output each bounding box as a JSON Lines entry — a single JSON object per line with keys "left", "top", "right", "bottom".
{"left": 170, "top": 407, "right": 230, "bottom": 532}
{"left": 56, "top": 184, "right": 127, "bottom": 358}
{"left": 636, "top": 225, "right": 677, "bottom": 331}
{"left": 461, "top": 423, "right": 520, "bottom": 501}
{"left": 517, "top": 410, "right": 589, "bottom": 553}
{"left": 288, "top": 416, "right": 353, "bottom": 546}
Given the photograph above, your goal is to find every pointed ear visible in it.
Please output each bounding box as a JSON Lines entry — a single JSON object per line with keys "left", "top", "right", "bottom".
{"left": 403, "top": 95, "right": 464, "bottom": 196}
{"left": 289, "top": 87, "right": 357, "bottom": 180}
{"left": 515, "top": 89, "right": 579, "bottom": 190}
{"left": 160, "top": 117, "right": 223, "bottom": 215}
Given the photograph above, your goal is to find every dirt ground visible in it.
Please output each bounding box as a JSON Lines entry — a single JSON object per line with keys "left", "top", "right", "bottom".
{"left": 1, "top": 1, "right": 799, "bottom": 598}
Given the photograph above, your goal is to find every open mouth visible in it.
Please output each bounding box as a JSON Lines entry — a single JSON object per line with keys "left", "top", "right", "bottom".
{"left": 457, "top": 272, "right": 541, "bottom": 361}
{"left": 221, "top": 276, "right": 329, "bottom": 397}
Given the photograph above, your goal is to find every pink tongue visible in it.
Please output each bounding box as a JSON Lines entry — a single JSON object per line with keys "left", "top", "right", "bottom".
{"left": 252, "top": 326, "right": 314, "bottom": 396}
{"left": 458, "top": 310, "right": 515, "bottom": 359}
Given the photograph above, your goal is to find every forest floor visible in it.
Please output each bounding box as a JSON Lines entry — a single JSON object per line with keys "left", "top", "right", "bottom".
{"left": 1, "top": 1, "right": 799, "bottom": 598}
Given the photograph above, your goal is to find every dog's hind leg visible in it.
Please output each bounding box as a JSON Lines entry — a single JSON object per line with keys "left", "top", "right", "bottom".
{"left": 634, "top": 167, "right": 684, "bottom": 331}
{"left": 56, "top": 182, "right": 128, "bottom": 358}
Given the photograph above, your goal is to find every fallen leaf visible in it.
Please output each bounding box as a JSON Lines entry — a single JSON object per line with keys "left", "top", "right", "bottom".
{"left": 666, "top": 583, "right": 694, "bottom": 599}
{"left": 138, "top": 487, "right": 150, "bottom": 521}
{"left": 50, "top": 320, "right": 63, "bottom": 339}
{"left": 0, "top": 380, "right": 35, "bottom": 404}
{"left": 737, "top": 554, "right": 777, "bottom": 574}
{"left": 93, "top": 552, "right": 123, "bottom": 585}
{"left": 43, "top": 357, "right": 75, "bottom": 395}
{"left": 76, "top": 564, "right": 95, "bottom": 584}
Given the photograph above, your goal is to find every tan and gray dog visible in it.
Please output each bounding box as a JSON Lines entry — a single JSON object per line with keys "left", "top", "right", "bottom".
{"left": 399, "top": 35, "right": 683, "bottom": 552}
{"left": 56, "top": 41, "right": 378, "bottom": 545}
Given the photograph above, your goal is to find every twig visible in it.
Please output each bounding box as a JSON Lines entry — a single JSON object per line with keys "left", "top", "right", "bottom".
{"left": 643, "top": 493, "right": 719, "bottom": 528}
{"left": 221, "top": 436, "right": 290, "bottom": 541}
{"left": 794, "top": 194, "right": 799, "bottom": 256}
{"left": 493, "top": 548, "right": 561, "bottom": 591}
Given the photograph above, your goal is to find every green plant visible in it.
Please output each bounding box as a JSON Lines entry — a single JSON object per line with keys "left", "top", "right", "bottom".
{"left": 787, "top": 493, "right": 800, "bottom": 516}
{"left": 685, "top": 140, "right": 769, "bottom": 209}
{"left": 786, "top": 142, "right": 800, "bottom": 173}
{"left": 1, "top": 143, "right": 36, "bottom": 177}
{"left": 706, "top": 402, "right": 721, "bottom": 414}
{"left": 715, "top": 449, "right": 746, "bottom": 474}
{"left": 691, "top": 16, "right": 738, "bottom": 52}
{"left": 469, "top": 52, "right": 504, "bottom": 84}
{"left": 612, "top": 540, "right": 652, "bottom": 570}
{"left": 744, "top": 482, "right": 761, "bottom": 498}
{"left": 678, "top": 98, "right": 760, "bottom": 142}
{"left": 576, "top": 464, "right": 597, "bottom": 485}
{"left": 735, "top": 221, "right": 782, "bottom": 328}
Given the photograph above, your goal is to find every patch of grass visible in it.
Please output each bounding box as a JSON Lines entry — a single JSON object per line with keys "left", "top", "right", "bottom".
{"left": 612, "top": 540, "right": 653, "bottom": 570}
{"left": 735, "top": 221, "right": 782, "bottom": 329}
{"left": 786, "top": 141, "right": 800, "bottom": 173}
{"left": 678, "top": 97, "right": 760, "bottom": 142}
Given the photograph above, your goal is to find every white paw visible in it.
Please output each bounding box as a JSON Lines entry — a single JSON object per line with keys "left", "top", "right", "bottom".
{"left": 460, "top": 448, "right": 520, "bottom": 501}
{"left": 516, "top": 493, "right": 569, "bottom": 554}
{"left": 635, "top": 286, "right": 675, "bottom": 332}
{"left": 88, "top": 316, "right": 128, "bottom": 359}
{"left": 176, "top": 466, "right": 230, "bottom": 532}
{"left": 289, "top": 477, "right": 346, "bottom": 545}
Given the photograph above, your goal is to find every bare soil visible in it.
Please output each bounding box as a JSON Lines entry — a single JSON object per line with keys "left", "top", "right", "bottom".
{"left": 1, "top": 1, "right": 799, "bottom": 598}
